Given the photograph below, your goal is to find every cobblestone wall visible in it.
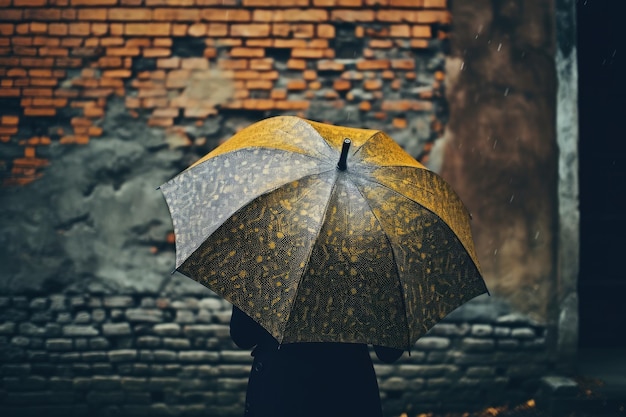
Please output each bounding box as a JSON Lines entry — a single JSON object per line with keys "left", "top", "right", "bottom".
{"left": 0, "top": 293, "right": 553, "bottom": 416}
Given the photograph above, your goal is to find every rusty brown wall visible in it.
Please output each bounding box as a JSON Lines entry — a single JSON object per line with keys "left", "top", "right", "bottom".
{"left": 441, "top": 0, "right": 558, "bottom": 322}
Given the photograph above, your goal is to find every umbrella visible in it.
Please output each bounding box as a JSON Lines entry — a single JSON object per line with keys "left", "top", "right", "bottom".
{"left": 160, "top": 115, "right": 488, "bottom": 350}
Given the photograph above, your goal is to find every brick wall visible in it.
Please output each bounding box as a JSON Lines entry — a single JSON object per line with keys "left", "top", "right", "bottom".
{"left": 0, "top": 1, "right": 559, "bottom": 416}
{"left": 0, "top": 0, "right": 449, "bottom": 186}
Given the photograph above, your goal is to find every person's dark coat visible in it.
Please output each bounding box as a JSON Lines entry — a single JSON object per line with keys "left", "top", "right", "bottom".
{"left": 230, "top": 306, "right": 403, "bottom": 417}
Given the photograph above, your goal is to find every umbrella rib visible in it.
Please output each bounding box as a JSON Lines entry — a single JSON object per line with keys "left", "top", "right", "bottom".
{"left": 356, "top": 172, "right": 483, "bottom": 288}
{"left": 351, "top": 179, "right": 413, "bottom": 351}
{"left": 278, "top": 168, "right": 339, "bottom": 343}
{"left": 349, "top": 130, "right": 380, "bottom": 158}
{"left": 300, "top": 118, "right": 354, "bottom": 157}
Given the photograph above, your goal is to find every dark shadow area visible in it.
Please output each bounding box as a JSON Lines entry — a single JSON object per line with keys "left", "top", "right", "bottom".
{"left": 578, "top": 0, "right": 626, "bottom": 349}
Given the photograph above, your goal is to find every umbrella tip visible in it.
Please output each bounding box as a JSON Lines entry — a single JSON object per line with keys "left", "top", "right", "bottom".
{"left": 337, "top": 138, "right": 351, "bottom": 171}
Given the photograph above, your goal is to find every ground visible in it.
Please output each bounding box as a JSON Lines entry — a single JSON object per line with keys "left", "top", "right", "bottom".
{"left": 401, "top": 377, "right": 626, "bottom": 417}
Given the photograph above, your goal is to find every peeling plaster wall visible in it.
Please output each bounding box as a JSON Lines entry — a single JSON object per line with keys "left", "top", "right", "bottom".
{"left": 441, "top": 0, "right": 559, "bottom": 326}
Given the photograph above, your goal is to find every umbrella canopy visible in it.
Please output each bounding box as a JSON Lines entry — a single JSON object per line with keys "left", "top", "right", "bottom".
{"left": 160, "top": 116, "right": 488, "bottom": 350}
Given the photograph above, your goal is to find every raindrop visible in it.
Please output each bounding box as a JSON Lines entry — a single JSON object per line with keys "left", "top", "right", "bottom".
{"left": 497, "top": 43, "right": 502, "bottom": 51}
{"left": 494, "top": 249, "right": 498, "bottom": 256}
{"left": 493, "top": 139, "right": 498, "bottom": 150}
{"left": 460, "top": 61, "right": 465, "bottom": 70}
{"left": 612, "top": 49, "right": 617, "bottom": 57}
{"left": 345, "top": 111, "right": 352, "bottom": 121}
{"left": 534, "top": 231, "right": 540, "bottom": 240}
{"left": 509, "top": 195, "right": 515, "bottom": 203}
{"left": 504, "top": 87, "right": 509, "bottom": 96}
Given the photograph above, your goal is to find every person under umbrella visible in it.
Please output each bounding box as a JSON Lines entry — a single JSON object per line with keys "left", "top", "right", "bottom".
{"left": 230, "top": 305, "right": 403, "bottom": 417}
{"left": 159, "top": 116, "right": 488, "bottom": 417}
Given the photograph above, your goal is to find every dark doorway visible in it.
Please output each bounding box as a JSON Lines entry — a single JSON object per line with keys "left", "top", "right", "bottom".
{"left": 577, "top": 0, "right": 626, "bottom": 348}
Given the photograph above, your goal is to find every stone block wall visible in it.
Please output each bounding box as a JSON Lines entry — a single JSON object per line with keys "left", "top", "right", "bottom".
{"left": 0, "top": 293, "right": 553, "bottom": 416}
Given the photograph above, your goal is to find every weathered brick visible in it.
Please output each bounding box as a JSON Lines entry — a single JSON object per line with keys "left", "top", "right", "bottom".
{"left": 244, "top": 0, "right": 308, "bottom": 5}
{"left": 390, "top": 0, "right": 421, "bottom": 6}
{"left": 363, "top": 79, "right": 382, "bottom": 90}
{"left": 155, "top": 7, "right": 199, "bottom": 21}
{"left": 153, "top": 323, "right": 181, "bottom": 336}
{"left": 180, "top": 57, "right": 209, "bottom": 70}
{"left": 390, "top": 24, "right": 411, "bottom": 37}
{"left": 462, "top": 337, "right": 495, "bottom": 352}
{"left": 416, "top": 10, "right": 451, "bottom": 23}
{"left": 230, "top": 47, "right": 264, "bottom": 58}
{"left": 77, "top": 8, "right": 107, "bottom": 21}
{"left": 163, "top": 337, "right": 191, "bottom": 349}
{"left": 412, "top": 24, "right": 432, "bottom": 38}
{"left": 202, "top": 8, "right": 250, "bottom": 22}
{"left": 106, "top": 47, "right": 141, "bottom": 56}
{"left": 125, "top": 23, "right": 171, "bottom": 36}
{"left": 187, "top": 22, "right": 206, "bottom": 37}
{"left": 109, "top": 8, "right": 152, "bottom": 21}
{"left": 24, "top": 8, "right": 62, "bottom": 21}
{"left": 179, "top": 351, "right": 220, "bottom": 363}
{"left": 231, "top": 23, "right": 271, "bottom": 38}
{"left": 414, "top": 336, "right": 450, "bottom": 350}
{"left": 135, "top": 336, "right": 160, "bottom": 348}
{"left": 46, "top": 338, "right": 73, "bottom": 351}
{"left": 14, "top": 0, "right": 47, "bottom": 6}
{"left": 331, "top": 9, "right": 374, "bottom": 21}
{"left": 249, "top": 58, "right": 273, "bottom": 70}
{"left": 102, "top": 322, "right": 132, "bottom": 336}
{"left": 109, "top": 349, "right": 138, "bottom": 362}
{"left": 147, "top": 376, "right": 179, "bottom": 389}
{"left": 291, "top": 48, "right": 326, "bottom": 59}
{"left": 71, "top": 0, "right": 117, "bottom": 4}
{"left": 62, "top": 325, "right": 99, "bottom": 337}
{"left": 253, "top": 8, "right": 328, "bottom": 22}
{"left": 153, "top": 350, "right": 177, "bottom": 362}
{"left": 511, "top": 327, "right": 536, "bottom": 339}
{"left": 125, "top": 308, "right": 164, "bottom": 323}
{"left": 410, "top": 39, "right": 429, "bottom": 48}
{"left": 356, "top": 59, "right": 390, "bottom": 70}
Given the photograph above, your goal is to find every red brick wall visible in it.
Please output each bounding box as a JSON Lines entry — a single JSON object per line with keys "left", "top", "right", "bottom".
{"left": 0, "top": 0, "right": 450, "bottom": 186}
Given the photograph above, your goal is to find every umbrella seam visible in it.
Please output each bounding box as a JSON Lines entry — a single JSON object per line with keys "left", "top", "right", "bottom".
{"left": 350, "top": 130, "right": 383, "bottom": 158}
{"left": 355, "top": 171, "right": 481, "bottom": 273}
{"left": 351, "top": 177, "right": 413, "bottom": 352}
{"left": 276, "top": 168, "right": 340, "bottom": 346}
